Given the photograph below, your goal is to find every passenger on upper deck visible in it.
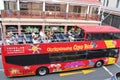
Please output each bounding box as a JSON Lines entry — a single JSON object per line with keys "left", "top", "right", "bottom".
{"left": 6, "top": 35, "right": 14, "bottom": 45}
{"left": 68, "top": 30, "right": 72, "bottom": 36}
{"left": 32, "top": 31, "right": 36, "bottom": 38}
{"left": 5, "top": 31, "right": 16, "bottom": 45}
{"left": 39, "top": 30, "right": 46, "bottom": 40}
{"left": 32, "top": 35, "right": 39, "bottom": 44}
{"left": 42, "top": 37, "right": 49, "bottom": 43}
{"left": 68, "top": 30, "right": 74, "bottom": 41}
{"left": 7, "top": 31, "right": 14, "bottom": 38}
{"left": 46, "top": 32, "right": 53, "bottom": 43}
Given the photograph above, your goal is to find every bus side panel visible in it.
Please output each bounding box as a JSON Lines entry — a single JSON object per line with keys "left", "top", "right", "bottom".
{"left": 48, "top": 58, "right": 107, "bottom": 73}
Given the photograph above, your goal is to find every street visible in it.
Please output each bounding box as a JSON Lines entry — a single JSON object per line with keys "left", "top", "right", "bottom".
{"left": 0, "top": 55, "right": 120, "bottom": 80}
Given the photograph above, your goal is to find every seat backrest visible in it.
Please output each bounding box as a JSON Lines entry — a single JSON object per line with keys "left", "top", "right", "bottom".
{"left": 25, "top": 34, "right": 32, "bottom": 42}
{"left": 17, "top": 35, "right": 24, "bottom": 43}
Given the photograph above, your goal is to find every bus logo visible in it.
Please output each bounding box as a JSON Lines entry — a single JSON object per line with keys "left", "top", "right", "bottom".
{"left": 29, "top": 45, "right": 41, "bottom": 54}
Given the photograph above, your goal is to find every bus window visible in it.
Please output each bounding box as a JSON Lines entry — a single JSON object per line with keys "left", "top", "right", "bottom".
{"left": 107, "top": 49, "right": 119, "bottom": 58}
{"left": 49, "top": 53, "right": 63, "bottom": 63}
{"left": 86, "top": 33, "right": 112, "bottom": 41}
{"left": 5, "top": 54, "right": 50, "bottom": 66}
{"left": 64, "top": 52, "right": 76, "bottom": 61}
{"left": 113, "top": 33, "right": 120, "bottom": 39}
{"left": 63, "top": 51, "right": 86, "bottom": 61}
{"left": 75, "top": 51, "right": 87, "bottom": 60}
{"left": 87, "top": 33, "right": 120, "bottom": 41}
{"left": 86, "top": 49, "right": 106, "bottom": 59}
{"left": 50, "top": 51, "right": 87, "bottom": 63}
{"left": 86, "top": 34, "right": 92, "bottom": 41}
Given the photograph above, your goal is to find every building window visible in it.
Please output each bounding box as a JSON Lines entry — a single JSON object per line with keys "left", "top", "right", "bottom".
{"left": 106, "top": 0, "right": 109, "bottom": 6}
{"left": 112, "top": 16, "right": 120, "bottom": 28}
{"left": 116, "top": 0, "right": 120, "bottom": 8}
{"left": 103, "top": 0, "right": 105, "bottom": 6}
{"left": 4, "top": 1, "right": 16, "bottom": 10}
{"left": 99, "top": 0, "right": 105, "bottom": 6}
{"left": 20, "top": 2, "right": 28, "bottom": 10}
{"left": 73, "top": 6, "right": 81, "bottom": 13}
{"left": 45, "top": 4, "right": 60, "bottom": 11}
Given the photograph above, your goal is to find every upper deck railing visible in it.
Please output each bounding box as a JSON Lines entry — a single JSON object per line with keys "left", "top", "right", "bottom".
{"left": 1, "top": 10, "right": 100, "bottom": 21}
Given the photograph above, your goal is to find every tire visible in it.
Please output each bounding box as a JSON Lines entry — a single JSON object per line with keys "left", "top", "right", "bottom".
{"left": 37, "top": 67, "right": 49, "bottom": 76}
{"left": 95, "top": 61, "right": 103, "bottom": 68}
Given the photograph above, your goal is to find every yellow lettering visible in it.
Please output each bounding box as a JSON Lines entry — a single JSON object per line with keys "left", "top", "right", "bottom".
{"left": 73, "top": 44, "right": 83, "bottom": 51}
{"left": 47, "top": 48, "right": 52, "bottom": 52}
{"left": 47, "top": 47, "right": 72, "bottom": 52}
{"left": 84, "top": 44, "right": 93, "bottom": 49}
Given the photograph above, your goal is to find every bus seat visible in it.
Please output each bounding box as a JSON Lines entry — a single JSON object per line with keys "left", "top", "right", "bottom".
{"left": 25, "top": 34, "right": 33, "bottom": 43}
{"left": 17, "top": 35, "right": 24, "bottom": 44}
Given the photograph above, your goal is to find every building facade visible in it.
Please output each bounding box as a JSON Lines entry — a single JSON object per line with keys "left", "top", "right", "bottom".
{"left": 0, "top": 0, "right": 101, "bottom": 38}
{"left": 100, "top": 0, "right": 120, "bottom": 28}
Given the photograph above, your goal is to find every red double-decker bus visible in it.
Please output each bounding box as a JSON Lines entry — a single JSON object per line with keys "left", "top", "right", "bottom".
{"left": 1, "top": 25, "right": 120, "bottom": 77}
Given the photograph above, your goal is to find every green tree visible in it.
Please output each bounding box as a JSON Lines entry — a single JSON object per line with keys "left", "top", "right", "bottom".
{"left": 71, "top": 27, "right": 74, "bottom": 32}
{"left": 25, "top": 26, "right": 32, "bottom": 33}
{"left": 33, "top": 27, "right": 39, "bottom": 33}
{"left": 45, "top": 26, "right": 50, "bottom": 32}
{"left": 59, "top": 27, "right": 64, "bottom": 33}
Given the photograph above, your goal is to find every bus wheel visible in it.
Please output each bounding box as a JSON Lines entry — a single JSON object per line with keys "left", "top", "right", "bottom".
{"left": 37, "top": 67, "right": 49, "bottom": 76}
{"left": 95, "top": 60, "right": 103, "bottom": 68}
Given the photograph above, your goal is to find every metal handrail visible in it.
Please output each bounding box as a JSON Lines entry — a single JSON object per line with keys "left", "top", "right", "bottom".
{"left": 1, "top": 10, "right": 99, "bottom": 20}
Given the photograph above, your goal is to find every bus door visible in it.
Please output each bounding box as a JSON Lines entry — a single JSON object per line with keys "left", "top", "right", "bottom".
{"left": 107, "top": 48, "right": 119, "bottom": 64}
